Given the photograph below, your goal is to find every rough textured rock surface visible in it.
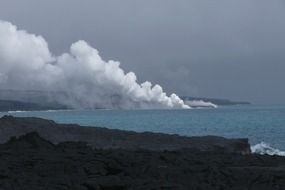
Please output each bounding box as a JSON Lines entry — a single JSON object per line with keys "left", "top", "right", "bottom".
{"left": 0, "top": 132, "right": 284, "bottom": 190}
{"left": 0, "top": 116, "right": 250, "bottom": 153}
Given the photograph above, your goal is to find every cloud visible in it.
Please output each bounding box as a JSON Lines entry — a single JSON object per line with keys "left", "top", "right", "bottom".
{"left": 0, "top": 20, "right": 190, "bottom": 109}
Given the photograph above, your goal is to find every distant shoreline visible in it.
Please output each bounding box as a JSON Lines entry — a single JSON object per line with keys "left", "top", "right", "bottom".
{"left": 0, "top": 97, "right": 251, "bottom": 112}
{"left": 181, "top": 96, "right": 251, "bottom": 106}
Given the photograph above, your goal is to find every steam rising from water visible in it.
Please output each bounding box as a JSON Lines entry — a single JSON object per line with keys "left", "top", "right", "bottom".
{"left": 185, "top": 100, "right": 217, "bottom": 108}
{"left": 0, "top": 20, "right": 190, "bottom": 109}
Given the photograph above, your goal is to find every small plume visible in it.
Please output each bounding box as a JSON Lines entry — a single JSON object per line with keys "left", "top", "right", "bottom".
{"left": 185, "top": 100, "right": 217, "bottom": 108}
{"left": 0, "top": 20, "right": 190, "bottom": 109}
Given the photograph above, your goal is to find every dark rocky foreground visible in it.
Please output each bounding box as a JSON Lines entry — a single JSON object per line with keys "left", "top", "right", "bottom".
{"left": 0, "top": 116, "right": 284, "bottom": 189}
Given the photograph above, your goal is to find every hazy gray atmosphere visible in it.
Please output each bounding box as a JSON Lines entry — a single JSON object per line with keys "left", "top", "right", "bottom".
{"left": 0, "top": 0, "right": 284, "bottom": 104}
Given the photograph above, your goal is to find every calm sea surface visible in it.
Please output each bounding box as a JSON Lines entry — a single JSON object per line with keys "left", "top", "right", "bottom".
{"left": 1, "top": 105, "right": 285, "bottom": 150}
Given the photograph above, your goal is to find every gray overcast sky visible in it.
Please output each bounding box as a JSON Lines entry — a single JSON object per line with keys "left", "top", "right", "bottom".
{"left": 0, "top": 0, "right": 284, "bottom": 104}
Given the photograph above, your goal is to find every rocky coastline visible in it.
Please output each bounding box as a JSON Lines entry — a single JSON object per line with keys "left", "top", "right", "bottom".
{"left": 0, "top": 116, "right": 284, "bottom": 189}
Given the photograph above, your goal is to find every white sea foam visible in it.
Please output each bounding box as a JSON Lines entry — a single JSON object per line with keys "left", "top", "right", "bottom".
{"left": 7, "top": 110, "right": 29, "bottom": 113}
{"left": 7, "top": 109, "right": 75, "bottom": 114}
{"left": 251, "top": 142, "right": 285, "bottom": 156}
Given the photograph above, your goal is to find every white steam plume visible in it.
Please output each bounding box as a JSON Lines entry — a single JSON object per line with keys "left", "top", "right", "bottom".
{"left": 0, "top": 20, "right": 190, "bottom": 109}
{"left": 185, "top": 100, "right": 217, "bottom": 108}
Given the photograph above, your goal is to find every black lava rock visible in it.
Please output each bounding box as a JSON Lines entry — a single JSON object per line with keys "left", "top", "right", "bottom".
{"left": 0, "top": 132, "right": 284, "bottom": 190}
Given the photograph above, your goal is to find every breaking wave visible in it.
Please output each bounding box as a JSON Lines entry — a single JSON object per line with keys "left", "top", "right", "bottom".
{"left": 251, "top": 142, "right": 285, "bottom": 156}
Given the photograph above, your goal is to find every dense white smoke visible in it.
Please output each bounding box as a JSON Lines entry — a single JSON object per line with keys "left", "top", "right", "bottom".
{"left": 0, "top": 20, "right": 190, "bottom": 109}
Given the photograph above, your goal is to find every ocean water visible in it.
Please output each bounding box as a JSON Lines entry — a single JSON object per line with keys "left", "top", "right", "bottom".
{"left": 1, "top": 105, "right": 285, "bottom": 154}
